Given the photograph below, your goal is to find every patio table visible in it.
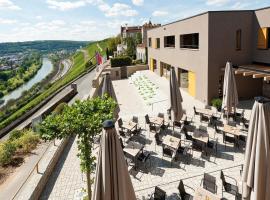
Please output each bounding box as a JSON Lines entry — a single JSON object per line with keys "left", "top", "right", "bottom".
{"left": 151, "top": 117, "right": 164, "bottom": 126}
{"left": 163, "top": 135, "right": 181, "bottom": 151}
{"left": 196, "top": 108, "right": 215, "bottom": 116}
{"left": 122, "top": 121, "right": 137, "bottom": 132}
{"left": 123, "top": 141, "right": 144, "bottom": 158}
{"left": 192, "top": 129, "right": 209, "bottom": 144}
{"left": 223, "top": 124, "right": 241, "bottom": 136}
{"left": 194, "top": 187, "right": 221, "bottom": 200}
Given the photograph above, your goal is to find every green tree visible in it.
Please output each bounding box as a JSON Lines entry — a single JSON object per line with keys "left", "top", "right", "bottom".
{"left": 126, "top": 37, "right": 136, "bottom": 59}
{"left": 135, "top": 32, "right": 142, "bottom": 45}
{"left": 39, "top": 96, "right": 117, "bottom": 200}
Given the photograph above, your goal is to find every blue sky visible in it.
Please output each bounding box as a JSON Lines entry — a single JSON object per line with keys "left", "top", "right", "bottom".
{"left": 0, "top": 0, "right": 269, "bottom": 42}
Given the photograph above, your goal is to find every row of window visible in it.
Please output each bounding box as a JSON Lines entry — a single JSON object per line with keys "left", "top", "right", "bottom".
{"left": 148, "top": 27, "right": 270, "bottom": 51}
{"left": 149, "top": 33, "right": 200, "bottom": 49}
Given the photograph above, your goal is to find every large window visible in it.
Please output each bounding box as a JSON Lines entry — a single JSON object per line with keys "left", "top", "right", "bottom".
{"left": 164, "top": 36, "right": 175, "bottom": 48}
{"left": 180, "top": 33, "right": 199, "bottom": 49}
{"left": 156, "top": 38, "right": 160, "bottom": 48}
{"left": 236, "top": 29, "right": 242, "bottom": 50}
{"left": 148, "top": 38, "right": 152, "bottom": 48}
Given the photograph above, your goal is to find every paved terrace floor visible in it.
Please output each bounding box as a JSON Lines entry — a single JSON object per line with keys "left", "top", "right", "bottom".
{"left": 41, "top": 70, "right": 253, "bottom": 200}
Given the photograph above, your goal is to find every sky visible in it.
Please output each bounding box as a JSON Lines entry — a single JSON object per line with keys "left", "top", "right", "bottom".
{"left": 0, "top": 0, "right": 269, "bottom": 42}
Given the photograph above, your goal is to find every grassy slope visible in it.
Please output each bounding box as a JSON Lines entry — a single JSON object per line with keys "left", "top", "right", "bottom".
{"left": 0, "top": 39, "right": 110, "bottom": 130}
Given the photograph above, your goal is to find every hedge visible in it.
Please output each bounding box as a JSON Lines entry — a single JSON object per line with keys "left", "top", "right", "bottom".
{"left": 111, "top": 56, "right": 132, "bottom": 68}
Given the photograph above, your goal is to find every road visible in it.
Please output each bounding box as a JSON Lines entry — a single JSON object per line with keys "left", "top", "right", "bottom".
{"left": 0, "top": 68, "right": 96, "bottom": 141}
{"left": 51, "top": 59, "right": 72, "bottom": 83}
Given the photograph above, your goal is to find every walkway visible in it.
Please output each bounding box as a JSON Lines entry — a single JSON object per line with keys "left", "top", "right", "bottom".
{"left": 40, "top": 137, "right": 86, "bottom": 200}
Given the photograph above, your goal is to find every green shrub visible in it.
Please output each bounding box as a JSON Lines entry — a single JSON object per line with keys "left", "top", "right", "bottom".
{"left": 0, "top": 142, "right": 16, "bottom": 166}
{"left": 211, "top": 98, "right": 222, "bottom": 111}
{"left": 111, "top": 56, "right": 132, "bottom": 67}
{"left": 15, "top": 131, "right": 40, "bottom": 153}
{"left": 9, "top": 129, "right": 24, "bottom": 141}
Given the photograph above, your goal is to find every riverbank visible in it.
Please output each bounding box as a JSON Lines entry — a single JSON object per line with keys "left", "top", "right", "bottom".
{"left": 0, "top": 58, "right": 54, "bottom": 107}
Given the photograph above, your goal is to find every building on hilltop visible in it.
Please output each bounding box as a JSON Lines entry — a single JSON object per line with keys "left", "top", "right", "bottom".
{"left": 136, "top": 21, "right": 161, "bottom": 63}
{"left": 147, "top": 7, "right": 270, "bottom": 104}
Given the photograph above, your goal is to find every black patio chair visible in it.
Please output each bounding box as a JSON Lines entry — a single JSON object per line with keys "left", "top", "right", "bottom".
{"left": 150, "top": 186, "right": 166, "bottom": 200}
{"left": 183, "top": 127, "right": 193, "bottom": 141}
{"left": 158, "top": 113, "right": 165, "bottom": 119}
{"left": 222, "top": 131, "right": 236, "bottom": 149}
{"left": 155, "top": 133, "right": 162, "bottom": 145}
{"left": 193, "top": 106, "right": 199, "bottom": 116}
{"left": 145, "top": 114, "right": 156, "bottom": 132}
{"left": 118, "top": 118, "right": 126, "bottom": 136}
{"left": 202, "top": 138, "right": 218, "bottom": 162}
{"left": 220, "top": 170, "right": 241, "bottom": 199}
{"left": 162, "top": 146, "right": 173, "bottom": 158}
{"left": 178, "top": 180, "right": 194, "bottom": 200}
{"left": 200, "top": 113, "right": 210, "bottom": 123}
{"left": 137, "top": 151, "right": 151, "bottom": 170}
{"left": 132, "top": 116, "right": 139, "bottom": 123}
{"left": 173, "top": 121, "right": 182, "bottom": 135}
{"left": 177, "top": 141, "right": 193, "bottom": 165}
{"left": 201, "top": 173, "right": 217, "bottom": 194}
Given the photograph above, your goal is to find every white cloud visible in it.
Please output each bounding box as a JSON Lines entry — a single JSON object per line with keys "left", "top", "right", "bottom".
{"left": 36, "top": 16, "right": 43, "bottom": 20}
{"left": 0, "top": 0, "right": 21, "bottom": 10}
{"left": 206, "top": 0, "right": 230, "bottom": 6}
{"left": 231, "top": 1, "right": 250, "bottom": 9}
{"left": 0, "top": 17, "right": 17, "bottom": 24}
{"left": 98, "top": 2, "right": 138, "bottom": 17}
{"left": 152, "top": 10, "right": 168, "bottom": 17}
{"left": 46, "top": 0, "right": 88, "bottom": 11}
{"left": 1, "top": 19, "right": 116, "bottom": 42}
{"left": 132, "top": 0, "right": 144, "bottom": 6}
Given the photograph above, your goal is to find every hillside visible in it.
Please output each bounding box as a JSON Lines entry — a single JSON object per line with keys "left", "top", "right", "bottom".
{"left": 0, "top": 39, "right": 110, "bottom": 131}
{"left": 0, "top": 40, "right": 91, "bottom": 56}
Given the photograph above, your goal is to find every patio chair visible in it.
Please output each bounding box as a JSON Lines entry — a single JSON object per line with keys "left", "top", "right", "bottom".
{"left": 178, "top": 180, "right": 194, "bottom": 200}
{"left": 173, "top": 121, "right": 182, "bottom": 130}
{"left": 193, "top": 106, "right": 199, "bottom": 116}
{"left": 155, "top": 133, "right": 162, "bottom": 145}
{"left": 145, "top": 114, "right": 156, "bottom": 132}
{"left": 158, "top": 113, "right": 165, "bottom": 119}
{"left": 222, "top": 131, "right": 236, "bottom": 149}
{"left": 177, "top": 141, "right": 193, "bottom": 165}
{"left": 202, "top": 138, "right": 218, "bottom": 162}
{"left": 220, "top": 171, "right": 241, "bottom": 199}
{"left": 132, "top": 116, "right": 139, "bottom": 123}
{"left": 137, "top": 151, "right": 151, "bottom": 170}
{"left": 183, "top": 127, "right": 193, "bottom": 141}
{"left": 201, "top": 173, "right": 217, "bottom": 194}
{"left": 200, "top": 113, "right": 209, "bottom": 123}
{"left": 149, "top": 186, "right": 166, "bottom": 200}
{"left": 162, "top": 146, "right": 173, "bottom": 158}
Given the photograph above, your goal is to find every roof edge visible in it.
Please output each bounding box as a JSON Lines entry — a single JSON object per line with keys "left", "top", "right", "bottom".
{"left": 154, "top": 8, "right": 259, "bottom": 29}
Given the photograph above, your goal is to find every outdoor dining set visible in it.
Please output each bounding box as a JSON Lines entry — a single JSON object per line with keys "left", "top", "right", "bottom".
{"left": 114, "top": 103, "right": 248, "bottom": 200}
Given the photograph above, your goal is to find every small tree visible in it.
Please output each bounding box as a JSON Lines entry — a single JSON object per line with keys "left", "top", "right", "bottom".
{"left": 39, "top": 96, "right": 117, "bottom": 199}
{"left": 126, "top": 37, "right": 136, "bottom": 59}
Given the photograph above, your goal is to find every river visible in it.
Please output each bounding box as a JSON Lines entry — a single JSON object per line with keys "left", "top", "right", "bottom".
{"left": 0, "top": 57, "right": 54, "bottom": 107}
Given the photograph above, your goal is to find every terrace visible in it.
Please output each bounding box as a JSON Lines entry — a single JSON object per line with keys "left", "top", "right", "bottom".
{"left": 40, "top": 69, "right": 253, "bottom": 200}
{"left": 113, "top": 70, "right": 251, "bottom": 199}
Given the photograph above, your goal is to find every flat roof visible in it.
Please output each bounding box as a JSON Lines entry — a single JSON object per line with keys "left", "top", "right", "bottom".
{"left": 149, "top": 6, "right": 270, "bottom": 30}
